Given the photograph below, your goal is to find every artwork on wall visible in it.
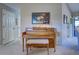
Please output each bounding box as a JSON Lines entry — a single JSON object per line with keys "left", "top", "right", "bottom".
{"left": 70, "top": 17, "right": 73, "bottom": 24}
{"left": 32, "top": 12, "right": 50, "bottom": 24}
{"left": 63, "top": 14, "right": 68, "bottom": 24}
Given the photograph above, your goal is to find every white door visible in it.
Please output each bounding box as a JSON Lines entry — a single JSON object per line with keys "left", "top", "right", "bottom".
{"left": 2, "top": 9, "right": 17, "bottom": 44}
{"left": 2, "top": 9, "right": 9, "bottom": 44}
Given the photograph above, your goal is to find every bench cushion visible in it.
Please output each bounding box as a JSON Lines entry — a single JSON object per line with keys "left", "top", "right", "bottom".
{"left": 27, "top": 39, "right": 49, "bottom": 44}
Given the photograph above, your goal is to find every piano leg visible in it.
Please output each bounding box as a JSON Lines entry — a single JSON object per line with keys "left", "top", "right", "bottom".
{"left": 22, "top": 38, "right": 24, "bottom": 52}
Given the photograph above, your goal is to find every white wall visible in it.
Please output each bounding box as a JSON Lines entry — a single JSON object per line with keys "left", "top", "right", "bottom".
{"left": 20, "top": 3, "right": 62, "bottom": 44}
{"left": 72, "top": 12, "right": 79, "bottom": 16}
{"left": 21, "top": 3, "right": 62, "bottom": 32}
{"left": 62, "top": 3, "right": 74, "bottom": 45}
{"left": 1, "top": 3, "right": 77, "bottom": 46}
{"left": 0, "top": 8, "right": 2, "bottom": 44}
{"left": 62, "top": 3, "right": 71, "bottom": 38}
{"left": 62, "top": 4, "right": 71, "bottom": 17}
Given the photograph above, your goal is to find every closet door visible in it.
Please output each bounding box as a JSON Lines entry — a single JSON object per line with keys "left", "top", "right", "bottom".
{"left": 8, "top": 11, "right": 14, "bottom": 42}
{"left": 9, "top": 12, "right": 16, "bottom": 41}
{"left": 2, "top": 9, "right": 16, "bottom": 44}
{"left": 2, "top": 9, "right": 9, "bottom": 44}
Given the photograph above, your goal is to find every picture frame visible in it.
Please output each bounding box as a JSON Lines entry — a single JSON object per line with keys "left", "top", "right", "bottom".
{"left": 32, "top": 12, "right": 50, "bottom": 24}
{"left": 63, "top": 14, "right": 68, "bottom": 24}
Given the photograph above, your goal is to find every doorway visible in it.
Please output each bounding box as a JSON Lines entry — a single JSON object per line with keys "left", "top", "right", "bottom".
{"left": 74, "top": 16, "right": 79, "bottom": 48}
{"left": 74, "top": 16, "right": 79, "bottom": 37}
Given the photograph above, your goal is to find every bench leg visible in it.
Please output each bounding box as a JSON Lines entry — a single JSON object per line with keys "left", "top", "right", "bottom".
{"left": 30, "top": 46, "right": 32, "bottom": 51}
{"left": 26, "top": 45, "right": 28, "bottom": 55}
{"left": 22, "top": 38, "right": 24, "bottom": 52}
{"left": 47, "top": 44, "right": 49, "bottom": 55}
{"left": 54, "top": 48, "right": 56, "bottom": 52}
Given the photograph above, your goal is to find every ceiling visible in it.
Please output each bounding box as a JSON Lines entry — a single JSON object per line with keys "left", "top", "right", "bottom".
{"left": 5, "top": 3, "right": 22, "bottom": 10}
{"left": 67, "top": 3, "right": 79, "bottom": 13}
{"left": 5, "top": 3, "right": 79, "bottom": 14}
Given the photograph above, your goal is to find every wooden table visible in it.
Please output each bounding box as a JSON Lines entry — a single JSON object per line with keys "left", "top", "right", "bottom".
{"left": 22, "top": 30, "right": 56, "bottom": 52}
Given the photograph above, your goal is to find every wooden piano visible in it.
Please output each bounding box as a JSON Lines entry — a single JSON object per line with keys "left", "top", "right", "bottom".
{"left": 22, "top": 27, "right": 57, "bottom": 52}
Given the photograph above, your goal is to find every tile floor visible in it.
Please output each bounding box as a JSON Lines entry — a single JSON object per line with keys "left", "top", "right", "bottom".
{"left": 0, "top": 40, "right": 79, "bottom": 55}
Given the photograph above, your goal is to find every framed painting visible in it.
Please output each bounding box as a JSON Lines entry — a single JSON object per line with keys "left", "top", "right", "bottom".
{"left": 32, "top": 12, "right": 50, "bottom": 24}
{"left": 63, "top": 14, "right": 68, "bottom": 24}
